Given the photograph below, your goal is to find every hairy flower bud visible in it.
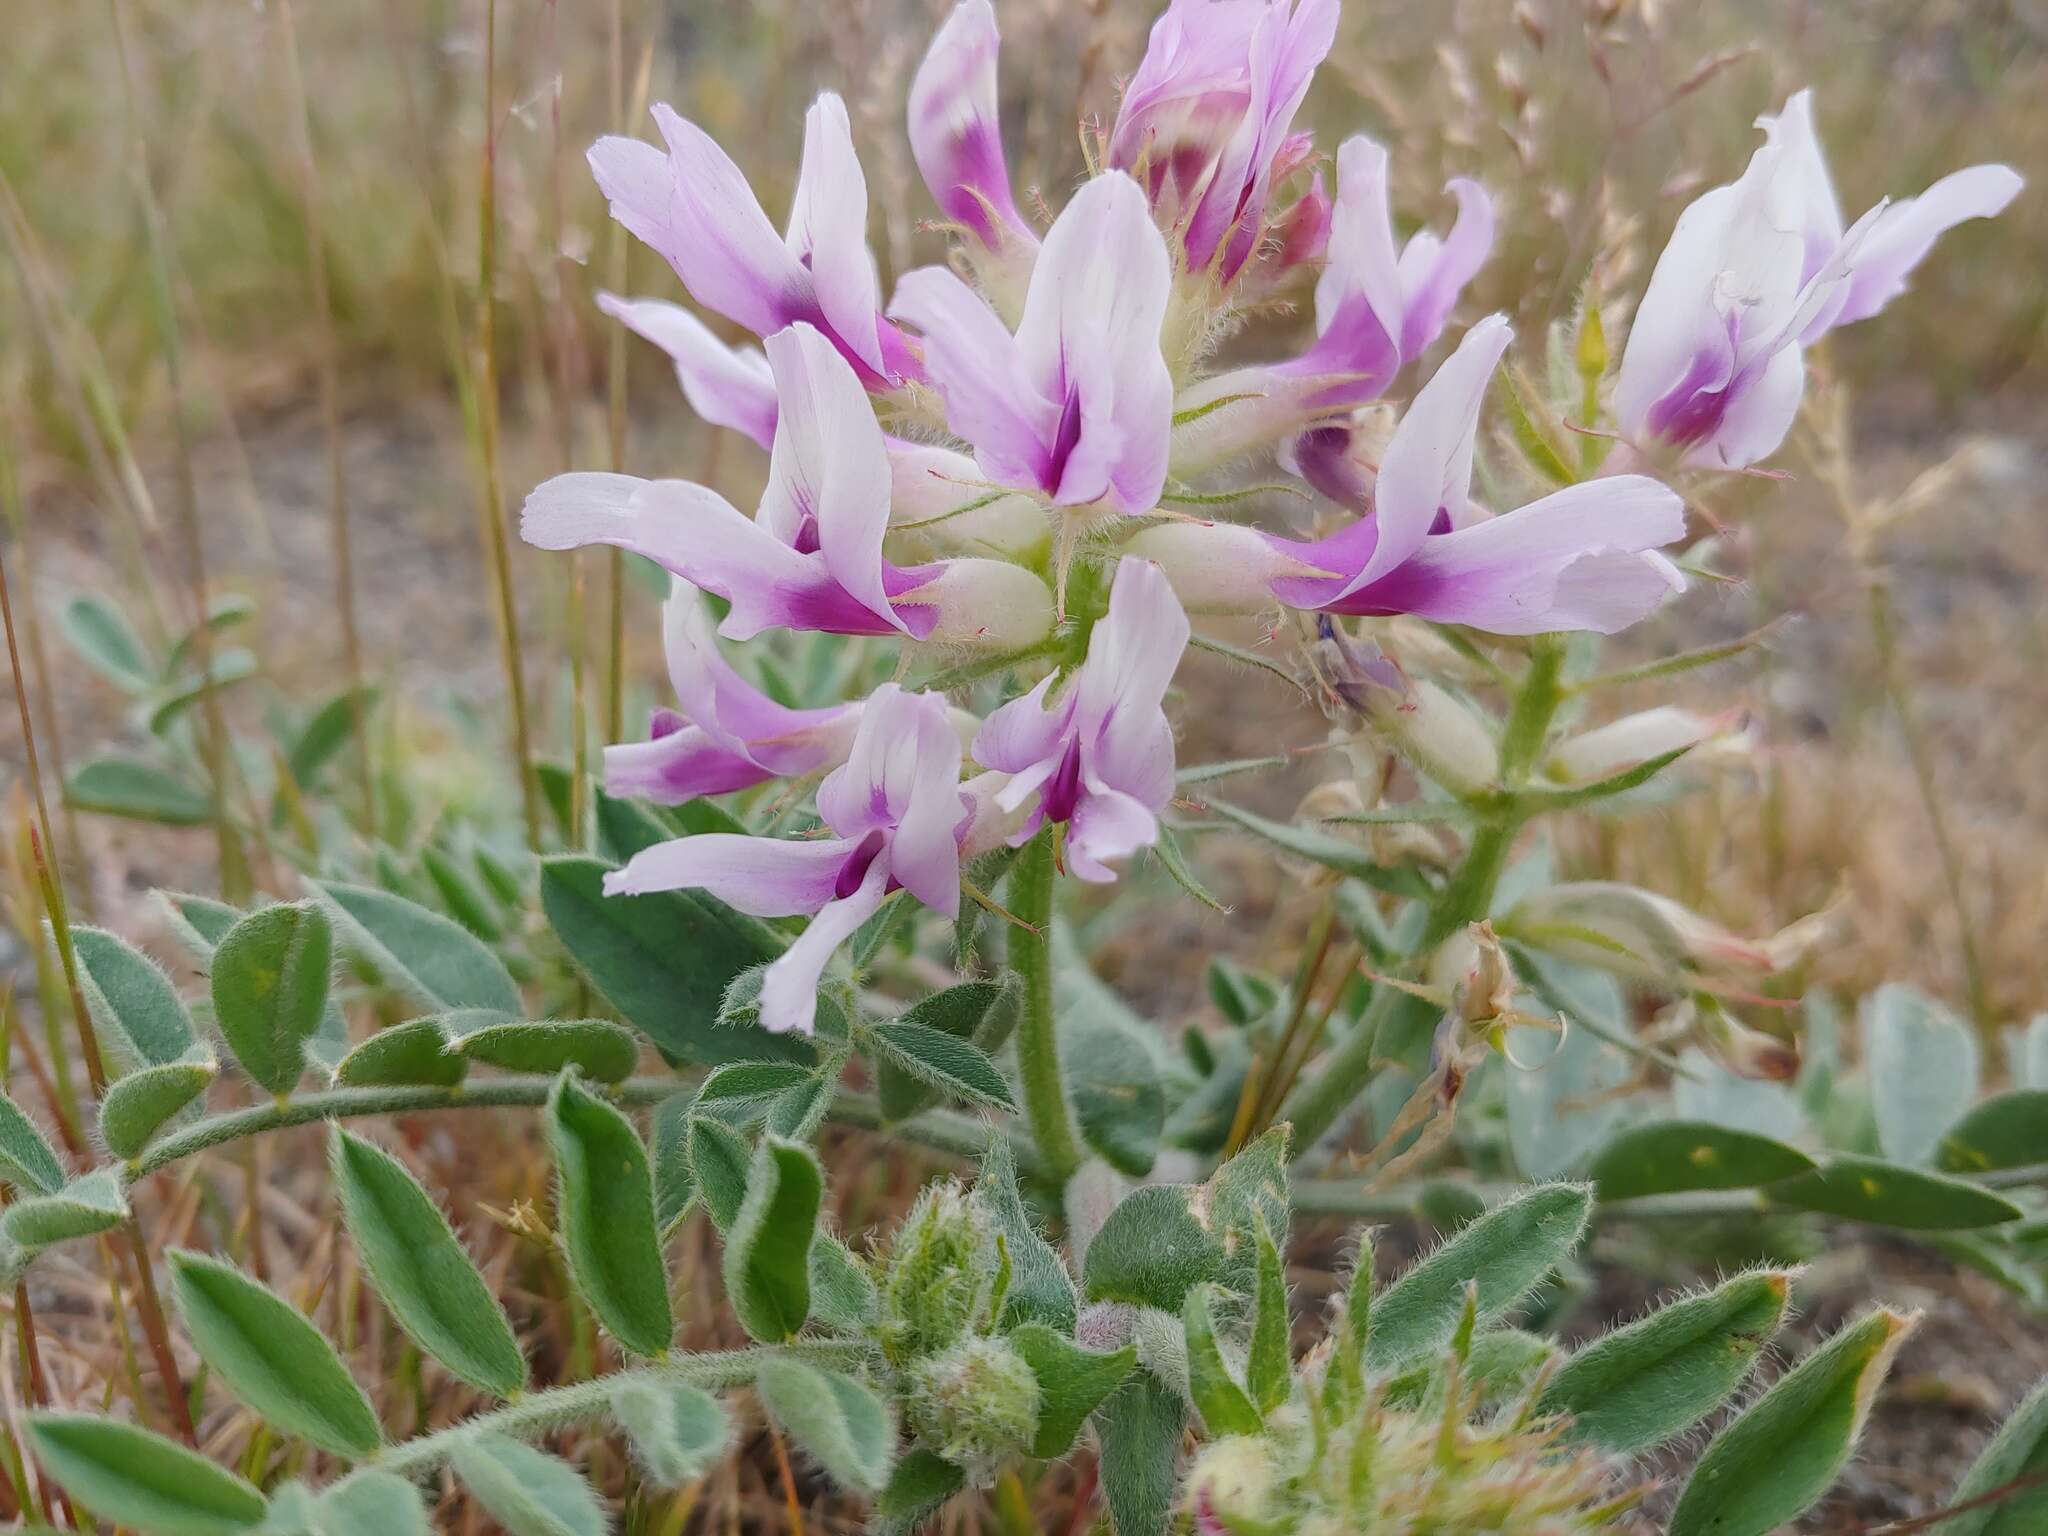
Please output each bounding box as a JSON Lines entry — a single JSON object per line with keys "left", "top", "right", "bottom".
{"left": 1544, "top": 705, "right": 1751, "bottom": 787}
{"left": 1505, "top": 880, "right": 1829, "bottom": 988}
{"left": 876, "top": 1180, "right": 1000, "bottom": 1363}
{"left": 906, "top": 1336, "right": 1041, "bottom": 1485}
{"left": 1185, "top": 1436, "right": 1281, "bottom": 1534}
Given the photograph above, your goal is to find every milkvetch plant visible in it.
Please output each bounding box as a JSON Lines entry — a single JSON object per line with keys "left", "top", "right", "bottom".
{"left": 14, "top": 0, "right": 2046, "bottom": 1532}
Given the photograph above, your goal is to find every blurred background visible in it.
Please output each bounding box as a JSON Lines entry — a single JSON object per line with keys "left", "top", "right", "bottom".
{"left": 1, "top": 1, "right": 2045, "bottom": 1526}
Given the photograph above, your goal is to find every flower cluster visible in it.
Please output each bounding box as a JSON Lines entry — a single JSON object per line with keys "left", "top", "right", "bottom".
{"left": 522, "top": 0, "right": 2016, "bottom": 1038}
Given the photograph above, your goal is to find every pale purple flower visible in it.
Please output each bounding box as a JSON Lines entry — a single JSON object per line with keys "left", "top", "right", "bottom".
{"left": 891, "top": 171, "right": 1174, "bottom": 515}
{"left": 1109, "top": 0, "right": 1339, "bottom": 281}
{"left": 588, "top": 94, "right": 921, "bottom": 387}
{"left": 1617, "top": 90, "right": 2022, "bottom": 470}
{"left": 909, "top": 0, "right": 1037, "bottom": 253}
{"left": 597, "top": 295, "right": 1050, "bottom": 556}
{"left": 604, "top": 582, "right": 862, "bottom": 805}
{"left": 606, "top": 685, "right": 967, "bottom": 1036}
{"left": 1132, "top": 316, "right": 1688, "bottom": 635}
{"left": 522, "top": 323, "right": 1054, "bottom": 647}
{"left": 1171, "top": 135, "right": 1494, "bottom": 472}
{"left": 973, "top": 558, "right": 1188, "bottom": 881}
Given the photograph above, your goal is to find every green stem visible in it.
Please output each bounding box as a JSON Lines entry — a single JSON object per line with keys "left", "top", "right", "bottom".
{"left": 1009, "top": 827, "right": 1082, "bottom": 1186}
{"left": 345, "top": 1342, "right": 864, "bottom": 1483}
{"left": 127, "top": 1079, "right": 1014, "bottom": 1183}
{"left": 1280, "top": 641, "right": 1569, "bottom": 1159}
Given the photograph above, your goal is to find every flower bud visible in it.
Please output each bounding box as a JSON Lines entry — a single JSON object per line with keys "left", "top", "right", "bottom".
{"left": 876, "top": 1180, "right": 1000, "bottom": 1363}
{"left": 1544, "top": 706, "right": 1751, "bottom": 787}
{"left": 1185, "top": 1436, "right": 1282, "bottom": 1535}
{"left": 1694, "top": 997, "right": 1802, "bottom": 1081}
{"left": 906, "top": 1336, "right": 1041, "bottom": 1485}
{"left": 906, "top": 557, "right": 1056, "bottom": 649}
{"left": 1506, "top": 880, "right": 1819, "bottom": 986}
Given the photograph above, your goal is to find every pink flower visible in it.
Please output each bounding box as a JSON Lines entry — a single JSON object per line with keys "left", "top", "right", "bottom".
{"left": 588, "top": 95, "right": 921, "bottom": 388}
{"left": 909, "top": 0, "right": 1037, "bottom": 253}
{"left": 892, "top": 172, "right": 1174, "bottom": 515}
{"left": 606, "top": 685, "right": 968, "bottom": 1036}
{"left": 1171, "top": 136, "right": 1494, "bottom": 472}
{"left": 1133, "top": 317, "right": 1688, "bottom": 636}
{"left": 973, "top": 559, "right": 1188, "bottom": 881}
{"left": 1109, "top": 0, "right": 1339, "bottom": 282}
{"left": 604, "top": 583, "right": 862, "bottom": 806}
{"left": 1617, "top": 90, "right": 2021, "bottom": 469}
{"left": 522, "top": 323, "right": 1054, "bottom": 647}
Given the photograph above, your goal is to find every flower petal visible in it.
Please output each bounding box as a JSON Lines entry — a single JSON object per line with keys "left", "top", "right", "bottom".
{"left": 760, "top": 324, "right": 900, "bottom": 631}
{"left": 890, "top": 265, "right": 1059, "bottom": 493}
{"left": 758, "top": 860, "right": 891, "bottom": 1035}
{"left": 909, "top": 0, "right": 1035, "bottom": 250}
{"left": 602, "top": 832, "right": 855, "bottom": 914}
{"left": 1336, "top": 314, "right": 1512, "bottom": 601}
{"left": 1395, "top": 177, "right": 1495, "bottom": 359}
{"left": 640, "top": 105, "right": 806, "bottom": 338}
{"left": 1832, "top": 162, "right": 2024, "bottom": 327}
{"left": 596, "top": 293, "right": 778, "bottom": 449}
{"left": 1014, "top": 171, "right": 1174, "bottom": 512}
{"left": 973, "top": 674, "right": 1072, "bottom": 776}
{"left": 1065, "top": 780, "right": 1161, "bottom": 884}
{"left": 602, "top": 729, "right": 777, "bottom": 804}
{"left": 785, "top": 95, "right": 887, "bottom": 375}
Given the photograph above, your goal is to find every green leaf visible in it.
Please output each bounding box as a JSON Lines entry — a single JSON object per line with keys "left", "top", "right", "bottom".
{"left": 0, "top": 1093, "right": 65, "bottom": 1194}
{"left": 1093, "top": 1370, "right": 1184, "bottom": 1536}
{"left": 810, "top": 1234, "right": 880, "bottom": 1334}
{"left": 330, "top": 1129, "right": 524, "bottom": 1397}
{"left": 313, "top": 1470, "right": 430, "bottom": 1536}
{"left": 210, "top": 902, "right": 333, "bottom": 1095}
{"left": 1367, "top": 1182, "right": 1593, "bottom": 1372}
{"left": 163, "top": 595, "right": 257, "bottom": 678}
{"left": 1670, "top": 1308, "right": 1917, "bottom": 1536}
{"left": 875, "top": 977, "right": 1019, "bottom": 1122}
{"left": 316, "top": 880, "right": 520, "bottom": 1016}
{"left": 540, "top": 856, "right": 805, "bottom": 1065}
{"left": 1009, "top": 1323, "right": 1135, "bottom": 1458}
{"left": 977, "top": 1139, "right": 1076, "bottom": 1334}
{"left": 695, "top": 1061, "right": 824, "bottom": 1128}
{"left": 1205, "top": 1128, "right": 1292, "bottom": 1297}
{"left": 443, "top": 1017, "right": 638, "bottom": 1083}
{"left": 548, "top": 1074, "right": 672, "bottom": 1356}
{"left": 71, "top": 924, "right": 196, "bottom": 1070}
{"left": 168, "top": 1249, "right": 380, "bottom": 1457}
{"left": 99, "top": 1060, "right": 215, "bottom": 1160}
{"left": 1151, "top": 823, "right": 1229, "bottom": 913}
{"left": 29, "top": 1412, "right": 266, "bottom": 1535}
{"left": 1203, "top": 796, "right": 1432, "bottom": 898}
{"left": 1539, "top": 1270, "right": 1795, "bottom": 1454}
{"left": 1764, "top": 1155, "right": 2023, "bottom": 1230}
{"left": 723, "top": 1135, "right": 822, "bottom": 1342}
{"left": 755, "top": 1357, "right": 895, "bottom": 1496}
{"left": 157, "top": 889, "right": 240, "bottom": 959}
{"left": 1867, "top": 983, "right": 1979, "bottom": 1165}
{"left": 1182, "top": 1283, "right": 1263, "bottom": 1436}
{"left": 4, "top": 1168, "right": 128, "bottom": 1248}
{"left": 875, "top": 1449, "right": 965, "bottom": 1535}
{"left": 334, "top": 1020, "right": 468, "bottom": 1088}
{"left": 1586, "top": 1120, "right": 1816, "bottom": 1201}
{"left": 1938, "top": 1090, "right": 2048, "bottom": 1174}
{"left": 651, "top": 1096, "right": 695, "bottom": 1234}
{"left": 451, "top": 1433, "right": 605, "bottom": 1536}
{"left": 1082, "top": 1185, "right": 1221, "bottom": 1313}
{"left": 1055, "top": 941, "right": 1165, "bottom": 1177}
{"left": 59, "top": 593, "right": 154, "bottom": 689}
{"left": 866, "top": 1020, "right": 1016, "bottom": 1113}
{"left": 421, "top": 844, "right": 505, "bottom": 941}
{"left": 284, "top": 685, "right": 380, "bottom": 794}
{"left": 688, "top": 1114, "right": 752, "bottom": 1232}
{"left": 1520, "top": 745, "right": 1695, "bottom": 811}
{"left": 67, "top": 756, "right": 213, "bottom": 825}
{"left": 610, "top": 1378, "right": 731, "bottom": 1486}
{"left": 1246, "top": 1223, "right": 1290, "bottom": 1414}
{"left": 1942, "top": 1374, "right": 2048, "bottom": 1536}
{"left": 148, "top": 647, "right": 258, "bottom": 736}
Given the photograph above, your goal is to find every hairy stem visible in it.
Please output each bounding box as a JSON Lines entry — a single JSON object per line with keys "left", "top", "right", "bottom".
{"left": 349, "top": 1342, "right": 865, "bottom": 1482}
{"left": 1008, "top": 828, "right": 1083, "bottom": 1187}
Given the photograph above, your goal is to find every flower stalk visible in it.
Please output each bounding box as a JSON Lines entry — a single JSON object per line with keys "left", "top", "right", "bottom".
{"left": 1008, "top": 827, "right": 1083, "bottom": 1186}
